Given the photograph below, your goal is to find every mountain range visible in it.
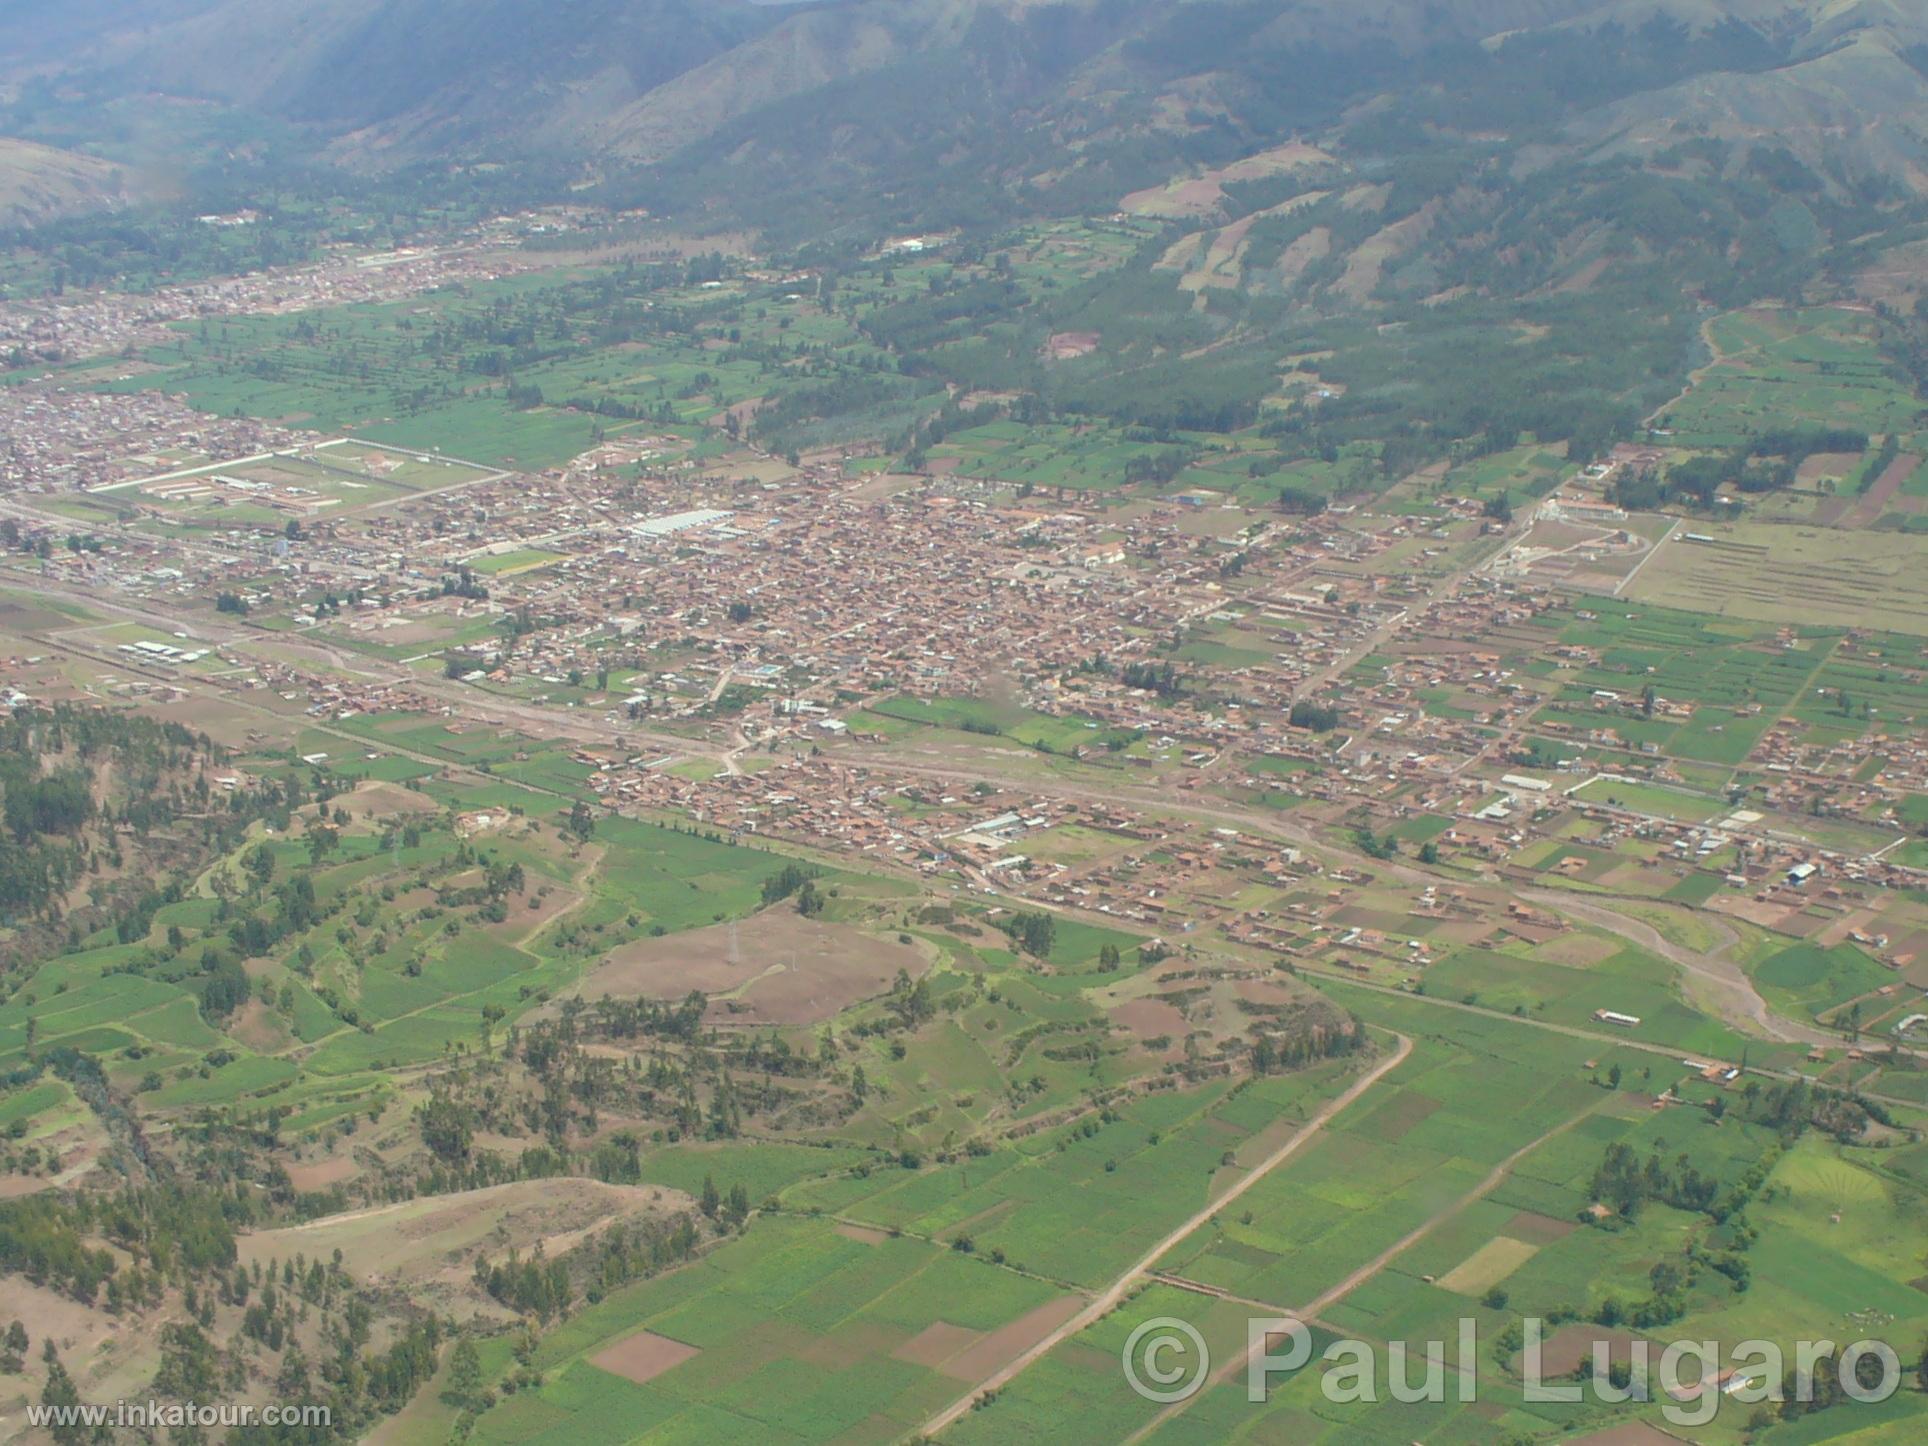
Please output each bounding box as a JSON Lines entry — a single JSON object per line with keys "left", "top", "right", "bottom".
{"left": 2, "top": 1, "right": 1926, "bottom": 319}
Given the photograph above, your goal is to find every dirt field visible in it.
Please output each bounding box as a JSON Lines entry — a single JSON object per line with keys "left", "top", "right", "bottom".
{"left": 889, "top": 1296, "right": 1086, "bottom": 1381}
{"left": 894, "top": 1321, "right": 982, "bottom": 1373}
{"left": 1843, "top": 451, "right": 1920, "bottom": 529}
{"left": 1626, "top": 525, "right": 1928, "bottom": 635}
{"left": 1520, "top": 1324, "right": 1646, "bottom": 1378}
{"left": 1502, "top": 1209, "right": 1577, "bottom": 1245}
{"left": 341, "top": 779, "right": 441, "bottom": 820}
{"left": 283, "top": 1156, "right": 361, "bottom": 1192}
{"left": 1109, "top": 996, "right": 1188, "bottom": 1048}
{"left": 589, "top": 1330, "right": 701, "bottom": 1384}
{"left": 569, "top": 910, "right": 929, "bottom": 1026}
{"left": 149, "top": 694, "right": 291, "bottom": 749}
{"left": 1795, "top": 452, "right": 1862, "bottom": 486}
{"left": 1121, "top": 141, "right": 1334, "bottom": 218}
{"left": 237, "top": 1178, "right": 692, "bottom": 1318}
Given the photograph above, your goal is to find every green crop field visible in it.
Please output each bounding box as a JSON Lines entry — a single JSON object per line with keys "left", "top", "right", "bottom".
{"left": 1657, "top": 307, "right": 1924, "bottom": 450}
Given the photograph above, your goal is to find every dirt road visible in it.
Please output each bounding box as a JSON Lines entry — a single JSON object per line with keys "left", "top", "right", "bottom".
{"left": 1124, "top": 1097, "right": 1598, "bottom": 1442}
{"left": 916, "top": 1032, "right": 1412, "bottom": 1440}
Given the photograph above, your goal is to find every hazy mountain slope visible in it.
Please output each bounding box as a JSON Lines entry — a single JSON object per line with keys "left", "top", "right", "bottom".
{"left": 0, "top": 1, "right": 223, "bottom": 76}
{"left": 10, "top": 0, "right": 1924, "bottom": 195}
{"left": 283, "top": 0, "right": 780, "bottom": 159}
{"left": 592, "top": 0, "right": 1625, "bottom": 166}
{"left": 0, "top": 139, "right": 130, "bottom": 227}
{"left": 3, "top": 0, "right": 1924, "bottom": 281}
{"left": 1572, "top": 31, "right": 1928, "bottom": 189}
{"left": 6, "top": 0, "right": 781, "bottom": 163}
{"left": 593, "top": 0, "right": 990, "bottom": 164}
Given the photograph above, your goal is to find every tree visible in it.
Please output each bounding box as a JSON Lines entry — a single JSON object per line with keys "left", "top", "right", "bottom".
{"left": 700, "top": 1174, "right": 721, "bottom": 1218}
{"left": 246, "top": 843, "right": 276, "bottom": 887}
{"left": 1289, "top": 700, "right": 1341, "bottom": 732}
{"left": 419, "top": 1096, "right": 474, "bottom": 1165}
{"left": 39, "top": 1344, "right": 84, "bottom": 1445}
{"left": 443, "top": 1337, "right": 482, "bottom": 1408}
{"left": 1355, "top": 827, "right": 1397, "bottom": 861}
{"left": 0, "top": 1320, "right": 25, "bottom": 1373}
{"left": 1002, "top": 911, "right": 1056, "bottom": 958}
{"left": 567, "top": 800, "right": 595, "bottom": 841}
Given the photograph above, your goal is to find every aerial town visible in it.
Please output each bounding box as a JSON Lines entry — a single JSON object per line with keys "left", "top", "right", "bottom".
{"left": 4, "top": 6, "right": 1928, "bottom": 1442}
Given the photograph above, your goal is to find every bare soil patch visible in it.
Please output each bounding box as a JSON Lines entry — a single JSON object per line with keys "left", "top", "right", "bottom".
{"left": 225, "top": 997, "right": 294, "bottom": 1054}
{"left": 589, "top": 1331, "right": 700, "bottom": 1385}
{"left": 572, "top": 910, "right": 928, "bottom": 1026}
{"left": 486, "top": 883, "right": 582, "bottom": 944}
{"left": 0, "top": 601, "right": 80, "bottom": 633}
{"left": 1110, "top": 996, "right": 1188, "bottom": 1045}
{"left": 941, "top": 1295, "right": 1086, "bottom": 1381}
{"left": 1518, "top": 1324, "right": 1645, "bottom": 1378}
{"left": 1796, "top": 452, "right": 1863, "bottom": 486}
{"left": 237, "top": 1179, "right": 691, "bottom": 1319}
{"left": 1563, "top": 1419, "right": 1680, "bottom": 1446}
{"left": 284, "top": 1156, "right": 360, "bottom": 1192}
{"left": 149, "top": 695, "right": 273, "bottom": 748}
{"left": 1, "top": 1279, "right": 132, "bottom": 1392}
{"left": 342, "top": 780, "right": 440, "bottom": 820}
{"left": 1121, "top": 175, "right": 1226, "bottom": 218}
{"left": 1502, "top": 1209, "right": 1577, "bottom": 1245}
{"left": 1533, "top": 934, "right": 1621, "bottom": 968}
{"left": 1845, "top": 452, "right": 1919, "bottom": 529}
{"left": 893, "top": 1321, "right": 981, "bottom": 1374}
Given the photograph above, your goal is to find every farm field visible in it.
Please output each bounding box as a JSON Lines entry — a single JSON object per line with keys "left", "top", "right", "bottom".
{"left": 1655, "top": 307, "right": 1923, "bottom": 450}
{"left": 460, "top": 1062, "right": 1370, "bottom": 1446}
{"left": 1622, "top": 526, "right": 1928, "bottom": 637}
{"left": 1521, "top": 599, "right": 1838, "bottom": 764}
{"left": 949, "top": 990, "right": 1928, "bottom": 1443}
{"left": 0, "top": 770, "right": 885, "bottom": 1110}
{"left": 1, "top": 81, "right": 1926, "bottom": 1446}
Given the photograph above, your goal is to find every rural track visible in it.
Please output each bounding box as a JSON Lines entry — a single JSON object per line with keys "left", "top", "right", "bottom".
{"left": 831, "top": 747, "right": 1868, "bottom": 1053}
{"left": 4, "top": 568, "right": 713, "bottom": 764}
{"left": 916, "top": 1032, "right": 1412, "bottom": 1440}
{"left": 10, "top": 546, "right": 1903, "bottom": 1068}
{"left": 1289, "top": 964, "right": 1926, "bottom": 1111}
{"left": 19, "top": 562, "right": 1889, "bottom": 1068}
{"left": 1122, "top": 1098, "right": 1601, "bottom": 1442}
{"left": 1515, "top": 887, "right": 1844, "bottom": 1052}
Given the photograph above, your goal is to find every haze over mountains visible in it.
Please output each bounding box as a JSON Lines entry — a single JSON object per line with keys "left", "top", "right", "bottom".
{"left": 7, "top": 2, "right": 1925, "bottom": 186}
{"left": 2, "top": 0, "right": 1926, "bottom": 329}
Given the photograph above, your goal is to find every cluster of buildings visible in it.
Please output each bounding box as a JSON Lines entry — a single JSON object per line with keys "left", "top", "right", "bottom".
{"left": 0, "top": 387, "right": 303, "bottom": 493}
{"left": 0, "top": 233, "right": 543, "bottom": 367}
